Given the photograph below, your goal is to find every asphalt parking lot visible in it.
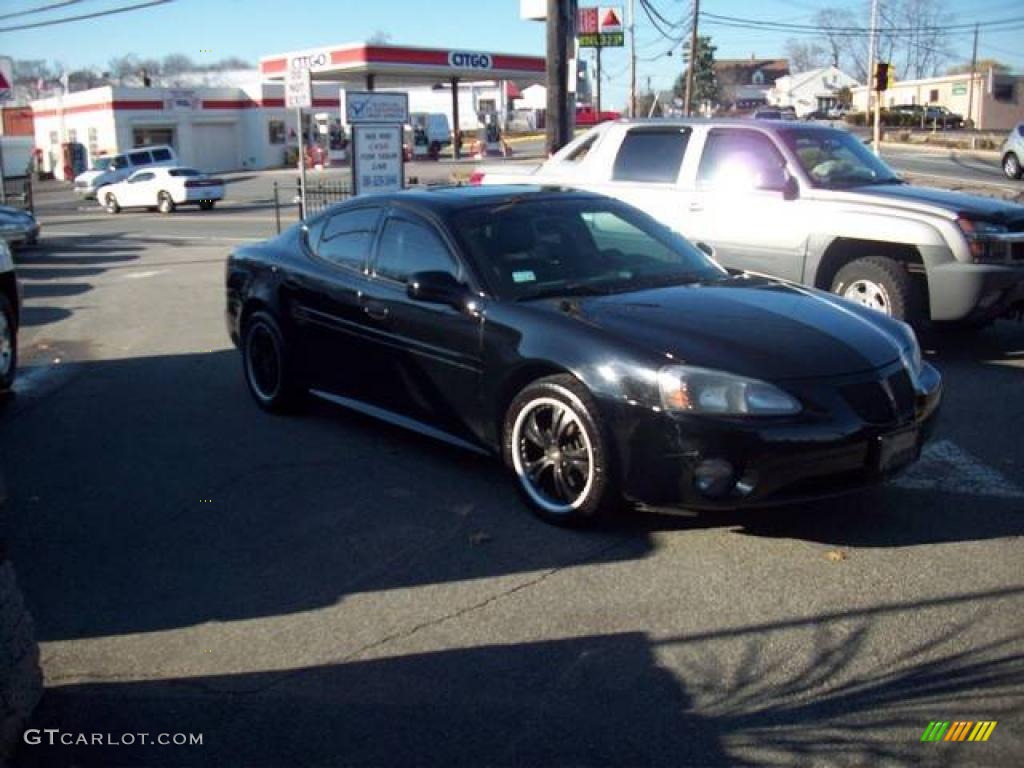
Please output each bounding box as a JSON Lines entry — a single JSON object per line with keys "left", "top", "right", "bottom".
{"left": 3, "top": 164, "right": 1023, "bottom": 766}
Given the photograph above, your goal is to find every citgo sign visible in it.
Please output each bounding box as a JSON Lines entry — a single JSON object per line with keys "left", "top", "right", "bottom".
{"left": 448, "top": 52, "right": 493, "bottom": 70}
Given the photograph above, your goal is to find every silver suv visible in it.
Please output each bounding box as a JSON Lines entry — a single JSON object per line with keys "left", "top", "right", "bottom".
{"left": 1002, "top": 122, "right": 1023, "bottom": 180}
{"left": 478, "top": 119, "right": 1024, "bottom": 325}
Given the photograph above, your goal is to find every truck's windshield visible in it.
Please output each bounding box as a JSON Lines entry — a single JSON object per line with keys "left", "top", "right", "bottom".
{"left": 778, "top": 128, "right": 902, "bottom": 189}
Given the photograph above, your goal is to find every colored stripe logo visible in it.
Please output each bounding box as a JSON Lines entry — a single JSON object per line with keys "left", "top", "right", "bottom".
{"left": 921, "top": 721, "right": 996, "bottom": 742}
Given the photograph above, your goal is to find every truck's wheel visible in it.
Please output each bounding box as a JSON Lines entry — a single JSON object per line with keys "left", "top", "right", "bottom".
{"left": 1003, "top": 152, "right": 1022, "bottom": 180}
{"left": 831, "top": 256, "right": 922, "bottom": 323}
{"left": 0, "top": 295, "right": 16, "bottom": 392}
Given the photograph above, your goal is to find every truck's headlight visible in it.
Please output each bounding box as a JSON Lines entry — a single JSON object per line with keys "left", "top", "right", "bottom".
{"left": 957, "top": 218, "right": 1009, "bottom": 262}
{"left": 658, "top": 366, "right": 802, "bottom": 416}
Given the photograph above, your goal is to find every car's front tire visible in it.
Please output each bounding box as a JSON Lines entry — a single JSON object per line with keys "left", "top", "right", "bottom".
{"left": 1003, "top": 152, "right": 1022, "bottom": 180}
{"left": 503, "top": 374, "right": 616, "bottom": 525}
{"left": 104, "top": 193, "right": 120, "bottom": 214}
{"left": 831, "top": 256, "right": 922, "bottom": 323}
{"left": 157, "top": 192, "right": 176, "bottom": 214}
{"left": 241, "top": 310, "right": 305, "bottom": 413}
{"left": 0, "top": 295, "right": 16, "bottom": 392}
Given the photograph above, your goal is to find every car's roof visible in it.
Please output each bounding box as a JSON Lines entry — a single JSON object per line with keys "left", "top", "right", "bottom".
{"left": 604, "top": 117, "right": 836, "bottom": 131}
{"left": 353, "top": 185, "right": 607, "bottom": 213}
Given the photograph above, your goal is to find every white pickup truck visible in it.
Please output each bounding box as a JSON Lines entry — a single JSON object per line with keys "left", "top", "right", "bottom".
{"left": 474, "top": 119, "right": 1024, "bottom": 325}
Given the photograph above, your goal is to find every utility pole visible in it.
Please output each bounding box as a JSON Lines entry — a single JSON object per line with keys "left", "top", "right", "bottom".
{"left": 966, "top": 22, "right": 979, "bottom": 130}
{"left": 546, "top": 0, "right": 573, "bottom": 154}
{"left": 867, "top": 0, "right": 880, "bottom": 154}
{"left": 628, "top": 0, "right": 637, "bottom": 117}
{"left": 683, "top": 0, "right": 700, "bottom": 117}
{"left": 595, "top": 46, "right": 602, "bottom": 118}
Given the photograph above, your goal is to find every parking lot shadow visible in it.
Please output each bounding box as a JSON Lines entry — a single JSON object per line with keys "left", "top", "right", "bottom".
{"left": 18, "top": 590, "right": 1023, "bottom": 767}
{"left": 2, "top": 351, "right": 652, "bottom": 643}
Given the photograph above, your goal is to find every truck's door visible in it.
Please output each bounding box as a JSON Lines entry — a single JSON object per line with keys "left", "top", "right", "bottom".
{"left": 686, "top": 127, "right": 809, "bottom": 281}
{"left": 591, "top": 126, "right": 694, "bottom": 231}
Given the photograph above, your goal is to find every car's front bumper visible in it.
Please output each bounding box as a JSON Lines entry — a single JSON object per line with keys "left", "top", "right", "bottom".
{"left": 0, "top": 220, "right": 39, "bottom": 246}
{"left": 607, "top": 361, "right": 942, "bottom": 511}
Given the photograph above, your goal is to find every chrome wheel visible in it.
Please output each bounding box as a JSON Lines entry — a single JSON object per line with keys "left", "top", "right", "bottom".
{"left": 842, "top": 279, "right": 891, "bottom": 315}
{"left": 0, "top": 310, "right": 12, "bottom": 379}
{"left": 511, "top": 396, "right": 594, "bottom": 515}
{"left": 245, "top": 323, "right": 282, "bottom": 403}
{"left": 1004, "top": 154, "right": 1021, "bottom": 180}
{"left": 157, "top": 192, "right": 175, "bottom": 214}
{"left": 105, "top": 194, "right": 119, "bottom": 213}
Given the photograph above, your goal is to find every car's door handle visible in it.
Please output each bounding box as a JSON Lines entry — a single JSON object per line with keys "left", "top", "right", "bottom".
{"left": 362, "top": 302, "right": 389, "bottom": 321}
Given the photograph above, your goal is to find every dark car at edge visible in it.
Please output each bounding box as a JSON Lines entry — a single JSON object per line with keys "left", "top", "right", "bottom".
{"left": 226, "top": 186, "right": 942, "bottom": 525}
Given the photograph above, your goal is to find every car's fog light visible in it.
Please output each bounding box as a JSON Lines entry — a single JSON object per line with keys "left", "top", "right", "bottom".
{"left": 735, "top": 471, "right": 758, "bottom": 497}
{"left": 694, "top": 459, "right": 736, "bottom": 498}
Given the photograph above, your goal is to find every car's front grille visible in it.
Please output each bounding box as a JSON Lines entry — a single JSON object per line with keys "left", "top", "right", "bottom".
{"left": 841, "top": 368, "right": 916, "bottom": 425}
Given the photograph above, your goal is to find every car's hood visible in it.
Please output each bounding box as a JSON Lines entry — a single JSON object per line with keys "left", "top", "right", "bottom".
{"left": 548, "top": 276, "right": 908, "bottom": 380}
{"left": 843, "top": 183, "right": 1024, "bottom": 223}
{"left": 0, "top": 205, "right": 32, "bottom": 219}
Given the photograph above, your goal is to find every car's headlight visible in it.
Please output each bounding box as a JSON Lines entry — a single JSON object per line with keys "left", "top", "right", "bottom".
{"left": 658, "top": 365, "right": 802, "bottom": 416}
{"left": 957, "top": 218, "right": 1009, "bottom": 262}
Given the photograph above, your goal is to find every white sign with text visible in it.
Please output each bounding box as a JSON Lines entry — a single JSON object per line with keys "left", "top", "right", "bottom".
{"left": 285, "top": 66, "right": 312, "bottom": 109}
{"left": 353, "top": 124, "right": 404, "bottom": 195}
{"left": 344, "top": 91, "right": 409, "bottom": 125}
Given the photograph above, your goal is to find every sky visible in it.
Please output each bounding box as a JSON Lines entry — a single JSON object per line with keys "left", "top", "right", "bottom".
{"left": 1, "top": 0, "right": 1022, "bottom": 109}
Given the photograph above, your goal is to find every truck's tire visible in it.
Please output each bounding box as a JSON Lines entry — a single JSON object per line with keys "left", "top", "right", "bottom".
{"left": 831, "top": 256, "right": 922, "bottom": 324}
{"left": 1003, "top": 152, "right": 1022, "bottom": 180}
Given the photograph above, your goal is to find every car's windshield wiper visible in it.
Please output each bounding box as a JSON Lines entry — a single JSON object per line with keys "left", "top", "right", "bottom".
{"left": 628, "top": 272, "right": 706, "bottom": 290}
{"left": 515, "top": 281, "right": 613, "bottom": 302}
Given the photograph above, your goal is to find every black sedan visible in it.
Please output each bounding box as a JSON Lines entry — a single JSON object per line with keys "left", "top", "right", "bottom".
{"left": 226, "top": 186, "right": 942, "bottom": 525}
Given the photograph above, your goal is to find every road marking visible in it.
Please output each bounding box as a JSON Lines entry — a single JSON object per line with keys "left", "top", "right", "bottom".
{"left": 121, "top": 270, "right": 167, "bottom": 280}
{"left": 891, "top": 440, "right": 1024, "bottom": 499}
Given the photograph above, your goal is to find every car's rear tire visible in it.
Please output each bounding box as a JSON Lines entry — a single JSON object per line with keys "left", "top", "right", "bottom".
{"left": 0, "top": 295, "right": 17, "bottom": 393}
{"left": 199, "top": 200, "right": 215, "bottom": 211}
{"left": 503, "top": 374, "right": 617, "bottom": 526}
{"left": 1004, "top": 152, "right": 1022, "bottom": 180}
{"left": 831, "top": 256, "right": 922, "bottom": 324}
{"left": 241, "top": 310, "right": 305, "bottom": 413}
{"left": 104, "top": 193, "right": 120, "bottom": 214}
{"left": 157, "top": 192, "right": 176, "bottom": 214}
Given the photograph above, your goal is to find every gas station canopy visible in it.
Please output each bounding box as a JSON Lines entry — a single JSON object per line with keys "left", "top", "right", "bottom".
{"left": 260, "top": 43, "right": 546, "bottom": 87}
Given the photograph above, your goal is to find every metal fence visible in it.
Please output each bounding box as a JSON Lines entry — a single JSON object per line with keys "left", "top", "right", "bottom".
{"left": 272, "top": 178, "right": 352, "bottom": 234}
{"left": 1, "top": 176, "right": 33, "bottom": 214}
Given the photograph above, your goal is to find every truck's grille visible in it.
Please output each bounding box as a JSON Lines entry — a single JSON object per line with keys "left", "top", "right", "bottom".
{"left": 841, "top": 368, "right": 916, "bottom": 425}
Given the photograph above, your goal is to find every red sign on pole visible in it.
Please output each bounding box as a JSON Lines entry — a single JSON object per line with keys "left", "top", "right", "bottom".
{"left": 576, "top": 7, "right": 598, "bottom": 35}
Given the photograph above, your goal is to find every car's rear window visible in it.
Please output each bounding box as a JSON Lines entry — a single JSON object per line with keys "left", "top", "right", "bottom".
{"left": 168, "top": 168, "right": 201, "bottom": 177}
{"left": 128, "top": 151, "right": 152, "bottom": 165}
{"left": 151, "top": 148, "right": 173, "bottom": 162}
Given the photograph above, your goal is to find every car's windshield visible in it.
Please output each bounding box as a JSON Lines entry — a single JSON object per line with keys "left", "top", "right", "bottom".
{"left": 93, "top": 157, "right": 113, "bottom": 171}
{"left": 778, "top": 128, "right": 902, "bottom": 188}
{"left": 451, "top": 198, "right": 727, "bottom": 301}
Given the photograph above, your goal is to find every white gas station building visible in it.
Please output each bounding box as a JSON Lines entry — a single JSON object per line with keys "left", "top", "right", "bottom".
{"left": 30, "top": 43, "right": 545, "bottom": 179}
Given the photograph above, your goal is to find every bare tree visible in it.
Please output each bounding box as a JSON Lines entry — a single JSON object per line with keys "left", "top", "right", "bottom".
{"left": 785, "top": 39, "right": 830, "bottom": 73}
{"left": 947, "top": 58, "right": 1008, "bottom": 75}
{"left": 367, "top": 30, "right": 392, "bottom": 45}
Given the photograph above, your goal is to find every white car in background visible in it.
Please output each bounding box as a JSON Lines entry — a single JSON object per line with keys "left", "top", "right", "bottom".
{"left": 99, "top": 166, "right": 225, "bottom": 214}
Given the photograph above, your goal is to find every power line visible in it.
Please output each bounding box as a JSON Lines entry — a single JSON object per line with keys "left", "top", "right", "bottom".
{"left": 0, "top": 0, "right": 89, "bottom": 22}
{"left": 0, "top": 0, "right": 174, "bottom": 33}
{"left": 638, "top": 0, "right": 686, "bottom": 43}
{"left": 700, "top": 10, "right": 1024, "bottom": 35}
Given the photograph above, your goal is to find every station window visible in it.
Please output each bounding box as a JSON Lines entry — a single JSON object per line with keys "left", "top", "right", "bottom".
{"left": 929, "top": 89, "right": 939, "bottom": 102}
{"left": 88, "top": 127, "right": 99, "bottom": 161}
{"left": 49, "top": 131, "right": 59, "bottom": 145}
{"left": 67, "top": 128, "right": 77, "bottom": 144}
{"left": 268, "top": 120, "right": 286, "bottom": 145}
{"left": 994, "top": 82, "right": 1014, "bottom": 102}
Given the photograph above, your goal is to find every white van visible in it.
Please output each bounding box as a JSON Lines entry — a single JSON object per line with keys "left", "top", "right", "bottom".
{"left": 74, "top": 145, "right": 178, "bottom": 198}
{"left": 409, "top": 113, "right": 452, "bottom": 153}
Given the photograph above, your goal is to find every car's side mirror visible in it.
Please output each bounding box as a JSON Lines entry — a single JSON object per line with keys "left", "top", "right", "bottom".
{"left": 758, "top": 168, "right": 799, "bottom": 200}
{"left": 407, "top": 270, "right": 473, "bottom": 309}
{"left": 695, "top": 241, "right": 714, "bottom": 258}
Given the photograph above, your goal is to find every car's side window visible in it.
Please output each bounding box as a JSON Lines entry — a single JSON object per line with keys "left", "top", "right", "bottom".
{"left": 151, "top": 148, "right": 173, "bottom": 162}
{"left": 612, "top": 128, "right": 691, "bottom": 183}
{"left": 697, "top": 129, "right": 787, "bottom": 189}
{"left": 110, "top": 156, "right": 128, "bottom": 170}
{"left": 130, "top": 172, "right": 155, "bottom": 183}
{"left": 315, "top": 207, "right": 381, "bottom": 272}
{"left": 374, "top": 217, "right": 459, "bottom": 284}
{"left": 128, "top": 151, "right": 153, "bottom": 166}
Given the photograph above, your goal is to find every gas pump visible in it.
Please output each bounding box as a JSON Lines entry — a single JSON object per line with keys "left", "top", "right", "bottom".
{"left": 473, "top": 113, "right": 510, "bottom": 158}
{"left": 306, "top": 113, "right": 348, "bottom": 168}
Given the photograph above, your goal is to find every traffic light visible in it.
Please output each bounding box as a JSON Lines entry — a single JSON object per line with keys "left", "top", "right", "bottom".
{"left": 874, "top": 62, "right": 890, "bottom": 92}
